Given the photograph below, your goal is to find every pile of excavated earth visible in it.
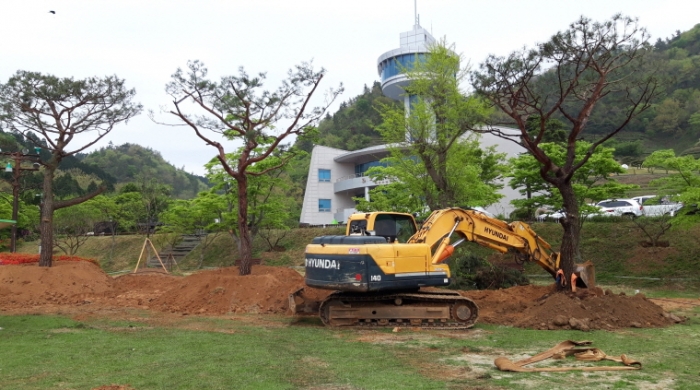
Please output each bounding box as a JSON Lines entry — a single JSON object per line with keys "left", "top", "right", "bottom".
{"left": 0, "top": 261, "right": 683, "bottom": 330}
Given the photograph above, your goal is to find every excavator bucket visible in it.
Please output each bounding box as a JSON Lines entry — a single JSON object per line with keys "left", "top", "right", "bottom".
{"left": 288, "top": 288, "right": 304, "bottom": 314}
{"left": 288, "top": 288, "right": 323, "bottom": 315}
{"left": 574, "top": 261, "right": 596, "bottom": 289}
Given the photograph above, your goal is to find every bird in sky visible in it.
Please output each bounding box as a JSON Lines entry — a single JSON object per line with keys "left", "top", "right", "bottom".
{"left": 49, "top": 10, "right": 56, "bottom": 14}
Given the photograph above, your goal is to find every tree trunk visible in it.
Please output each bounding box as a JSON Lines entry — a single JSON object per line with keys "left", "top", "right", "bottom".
{"left": 557, "top": 182, "right": 581, "bottom": 286}
{"left": 39, "top": 168, "right": 56, "bottom": 267}
{"left": 237, "top": 175, "right": 253, "bottom": 275}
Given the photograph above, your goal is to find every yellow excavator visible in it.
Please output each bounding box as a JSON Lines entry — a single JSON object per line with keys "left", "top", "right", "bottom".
{"left": 293, "top": 208, "right": 595, "bottom": 329}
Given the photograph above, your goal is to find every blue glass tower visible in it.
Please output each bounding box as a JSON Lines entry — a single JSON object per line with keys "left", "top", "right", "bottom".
{"left": 377, "top": 20, "right": 436, "bottom": 110}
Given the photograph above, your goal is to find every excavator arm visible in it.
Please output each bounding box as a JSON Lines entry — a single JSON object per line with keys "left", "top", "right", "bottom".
{"left": 407, "top": 208, "right": 594, "bottom": 287}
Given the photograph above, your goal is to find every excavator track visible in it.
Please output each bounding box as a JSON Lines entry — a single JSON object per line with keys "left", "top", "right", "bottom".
{"left": 319, "top": 290, "right": 479, "bottom": 330}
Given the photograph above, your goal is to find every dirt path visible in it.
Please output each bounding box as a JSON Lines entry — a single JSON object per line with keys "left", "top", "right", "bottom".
{"left": 650, "top": 297, "right": 700, "bottom": 312}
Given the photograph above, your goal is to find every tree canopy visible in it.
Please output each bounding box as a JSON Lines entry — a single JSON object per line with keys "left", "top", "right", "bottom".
{"left": 367, "top": 41, "right": 503, "bottom": 212}
{"left": 0, "top": 71, "right": 141, "bottom": 266}
{"left": 472, "top": 14, "right": 661, "bottom": 284}
{"left": 161, "top": 60, "right": 341, "bottom": 275}
{"left": 508, "top": 142, "right": 636, "bottom": 221}
{"left": 643, "top": 149, "right": 700, "bottom": 226}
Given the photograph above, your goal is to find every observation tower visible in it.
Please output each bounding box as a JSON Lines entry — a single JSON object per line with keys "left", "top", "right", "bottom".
{"left": 377, "top": 14, "right": 436, "bottom": 109}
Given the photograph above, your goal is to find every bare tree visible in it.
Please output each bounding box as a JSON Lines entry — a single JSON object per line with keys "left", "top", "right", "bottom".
{"left": 0, "top": 71, "right": 142, "bottom": 266}
{"left": 471, "top": 15, "right": 661, "bottom": 282}
{"left": 161, "top": 61, "right": 341, "bottom": 275}
{"left": 633, "top": 216, "right": 673, "bottom": 248}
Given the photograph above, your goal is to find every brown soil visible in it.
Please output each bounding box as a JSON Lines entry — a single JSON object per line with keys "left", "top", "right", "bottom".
{"left": 461, "top": 284, "right": 683, "bottom": 330}
{"left": 0, "top": 262, "right": 684, "bottom": 330}
{"left": 650, "top": 297, "right": 700, "bottom": 312}
{"left": 0, "top": 262, "right": 330, "bottom": 313}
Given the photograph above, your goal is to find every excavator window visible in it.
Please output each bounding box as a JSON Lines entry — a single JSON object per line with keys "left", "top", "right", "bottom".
{"left": 374, "top": 214, "right": 417, "bottom": 243}
{"left": 349, "top": 220, "right": 367, "bottom": 235}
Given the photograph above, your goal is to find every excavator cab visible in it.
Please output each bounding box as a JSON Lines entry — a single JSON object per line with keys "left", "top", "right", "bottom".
{"left": 346, "top": 212, "right": 418, "bottom": 243}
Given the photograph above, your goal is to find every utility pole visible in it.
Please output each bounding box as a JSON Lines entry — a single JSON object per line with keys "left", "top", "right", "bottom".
{"left": 1, "top": 147, "right": 42, "bottom": 252}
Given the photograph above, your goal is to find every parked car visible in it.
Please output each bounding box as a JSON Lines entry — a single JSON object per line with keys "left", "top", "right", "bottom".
{"left": 631, "top": 195, "right": 683, "bottom": 217}
{"left": 535, "top": 197, "right": 678, "bottom": 221}
{"left": 631, "top": 195, "right": 657, "bottom": 205}
{"left": 536, "top": 206, "right": 606, "bottom": 221}
{"left": 583, "top": 205, "right": 608, "bottom": 219}
{"left": 536, "top": 209, "right": 565, "bottom": 222}
{"left": 591, "top": 198, "right": 644, "bottom": 218}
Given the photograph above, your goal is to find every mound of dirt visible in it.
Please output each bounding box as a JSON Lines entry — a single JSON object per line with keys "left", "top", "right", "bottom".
{"left": 149, "top": 265, "right": 328, "bottom": 315}
{"left": 0, "top": 262, "right": 683, "bottom": 330}
{"left": 109, "top": 272, "right": 182, "bottom": 307}
{"left": 0, "top": 261, "right": 114, "bottom": 307}
{"left": 0, "top": 263, "right": 332, "bottom": 315}
{"left": 462, "top": 285, "right": 681, "bottom": 330}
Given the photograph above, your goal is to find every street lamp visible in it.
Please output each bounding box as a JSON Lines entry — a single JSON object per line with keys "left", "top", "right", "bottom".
{"left": 1, "top": 147, "right": 42, "bottom": 252}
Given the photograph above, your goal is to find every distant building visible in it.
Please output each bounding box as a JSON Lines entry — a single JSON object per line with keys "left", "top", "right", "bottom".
{"left": 299, "top": 19, "right": 523, "bottom": 226}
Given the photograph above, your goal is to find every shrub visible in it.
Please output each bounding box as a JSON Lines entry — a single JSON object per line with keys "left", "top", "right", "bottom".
{"left": 510, "top": 207, "right": 535, "bottom": 221}
{"left": 448, "top": 253, "right": 529, "bottom": 290}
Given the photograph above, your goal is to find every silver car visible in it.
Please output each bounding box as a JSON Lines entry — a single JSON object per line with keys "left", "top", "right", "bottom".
{"left": 592, "top": 198, "right": 644, "bottom": 218}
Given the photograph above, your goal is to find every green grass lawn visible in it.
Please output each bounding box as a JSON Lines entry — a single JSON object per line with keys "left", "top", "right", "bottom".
{"left": 0, "top": 315, "right": 450, "bottom": 390}
{"left": 2, "top": 307, "right": 699, "bottom": 390}
{"left": 7, "top": 220, "right": 700, "bottom": 389}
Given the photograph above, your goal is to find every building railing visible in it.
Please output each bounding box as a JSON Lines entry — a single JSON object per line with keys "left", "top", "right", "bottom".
{"left": 336, "top": 172, "right": 367, "bottom": 182}
{"left": 334, "top": 174, "right": 394, "bottom": 194}
{"left": 336, "top": 173, "right": 392, "bottom": 185}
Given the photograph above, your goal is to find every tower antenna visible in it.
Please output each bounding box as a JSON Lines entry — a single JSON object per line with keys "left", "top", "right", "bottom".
{"left": 414, "top": 0, "right": 419, "bottom": 28}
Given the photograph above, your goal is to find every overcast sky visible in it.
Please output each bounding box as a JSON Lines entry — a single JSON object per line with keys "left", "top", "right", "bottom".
{"left": 2, "top": 1, "right": 698, "bottom": 176}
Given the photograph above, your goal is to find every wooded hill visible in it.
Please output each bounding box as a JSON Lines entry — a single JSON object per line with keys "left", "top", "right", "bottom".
{"left": 82, "top": 143, "right": 208, "bottom": 199}
{"left": 296, "top": 82, "right": 401, "bottom": 153}
{"left": 0, "top": 131, "right": 208, "bottom": 204}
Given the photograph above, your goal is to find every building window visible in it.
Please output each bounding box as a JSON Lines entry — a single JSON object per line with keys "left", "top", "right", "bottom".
{"left": 318, "top": 199, "right": 331, "bottom": 212}
{"left": 380, "top": 53, "right": 427, "bottom": 81}
{"left": 355, "top": 161, "right": 388, "bottom": 176}
{"left": 318, "top": 169, "right": 331, "bottom": 182}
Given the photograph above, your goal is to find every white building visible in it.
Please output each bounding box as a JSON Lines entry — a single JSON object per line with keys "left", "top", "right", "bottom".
{"left": 299, "top": 144, "right": 393, "bottom": 225}
{"left": 298, "top": 132, "right": 523, "bottom": 225}
{"left": 299, "top": 20, "right": 524, "bottom": 225}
